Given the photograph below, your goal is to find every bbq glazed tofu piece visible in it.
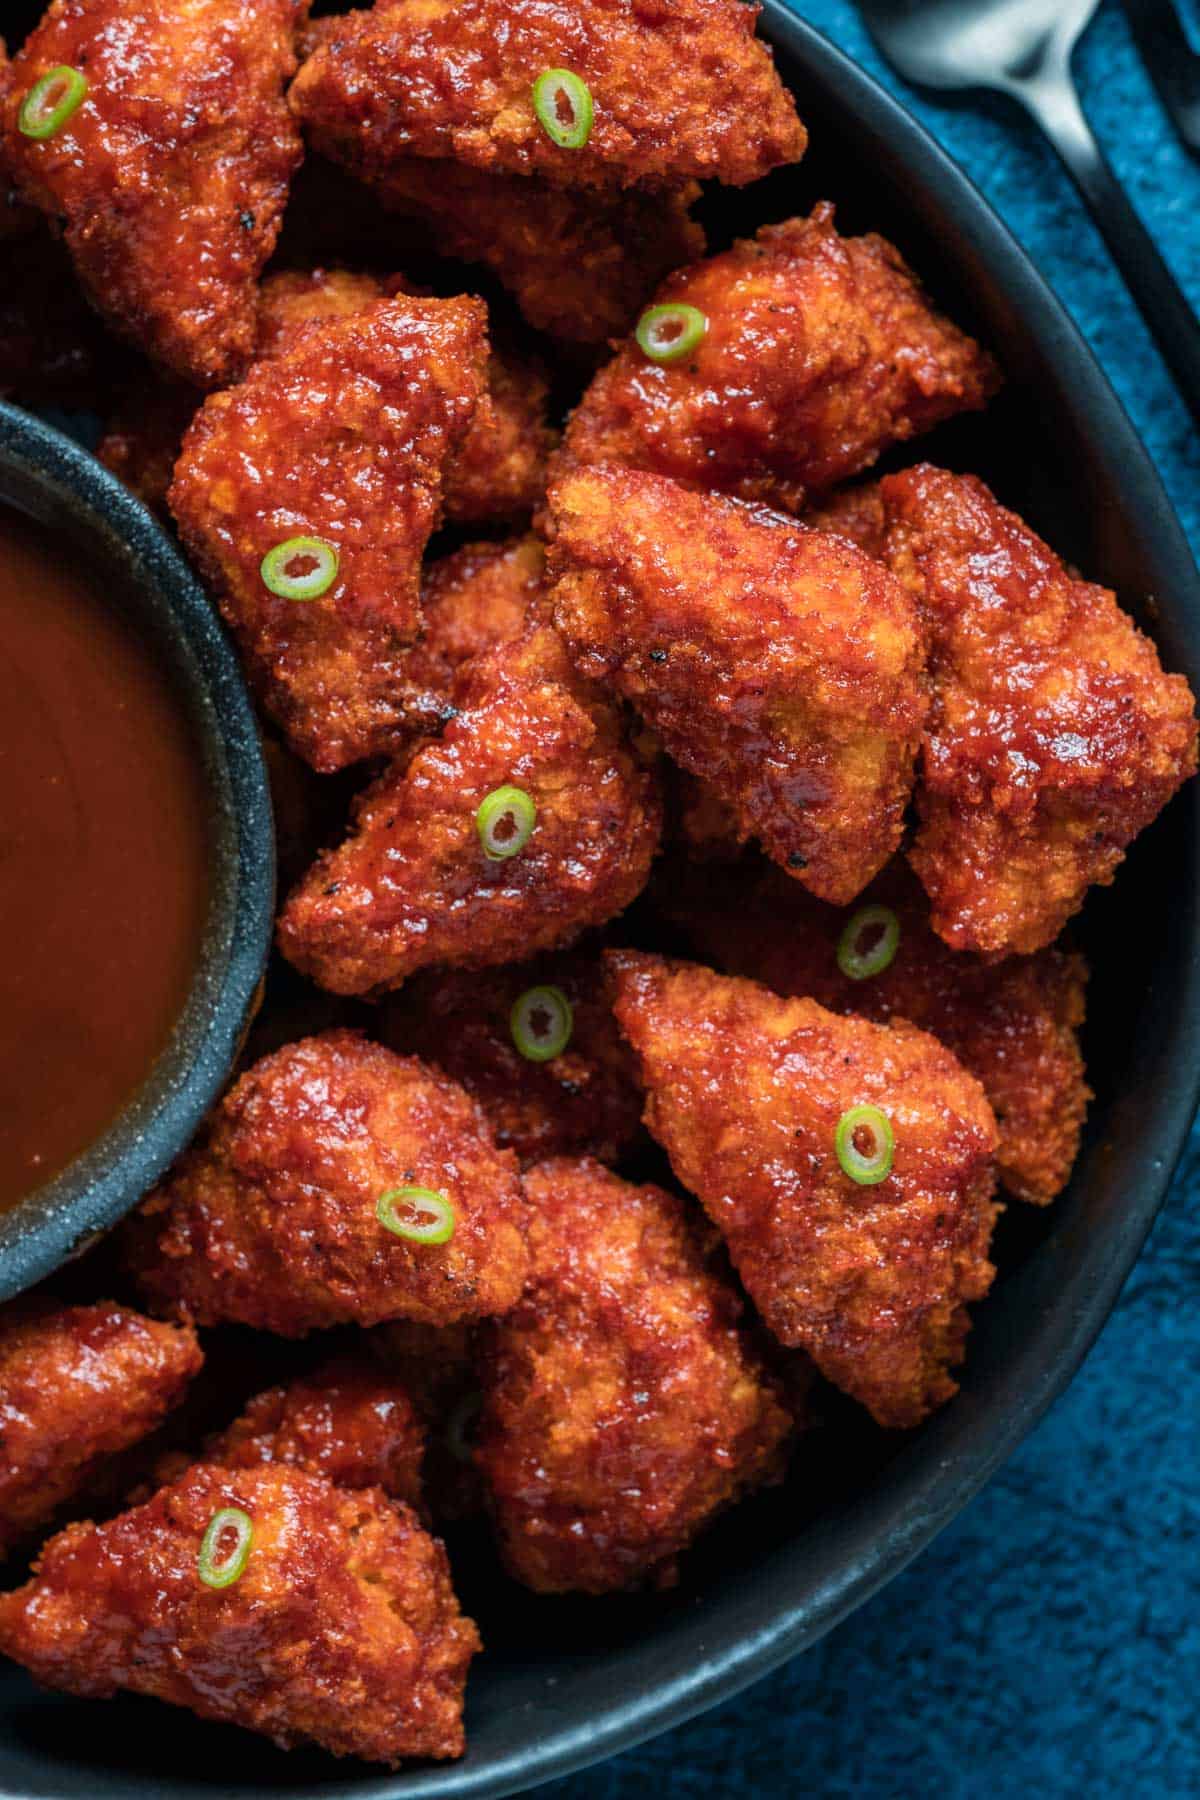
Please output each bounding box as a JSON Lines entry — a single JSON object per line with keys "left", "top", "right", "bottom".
{"left": 880, "top": 465, "right": 1199, "bottom": 955}
{"left": 1, "top": 0, "right": 306, "bottom": 388}
{"left": 608, "top": 953, "right": 1000, "bottom": 1430}
{"left": 126, "top": 1030, "right": 528, "bottom": 1335}
{"left": 476, "top": 1157, "right": 792, "bottom": 1593}
{"left": 546, "top": 465, "right": 926, "bottom": 905}
{"left": 0, "top": 1463, "right": 479, "bottom": 1764}
{"left": 151, "top": 1355, "right": 427, "bottom": 1509}
{"left": 407, "top": 535, "right": 546, "bottom": 701}
{"left": 660, "top": 857, "right": 1089, "bottom": 1206}
{"left": 0, "top": 1301, "right": 201, "bottom": 1559}
{"left": 256, "top": 268, "right": 557, "bottom": 525}
{"left": 318, "top": 157, "right": 706, "bottom": 346}
{"left": 168, "top": 293, "right": 488, "bottom": 771}
{"left": 289, "top": 0, "right": 806, "bottom": 193}
{"left": 555, "top": 206, "right": 1000, "bottom": 512}
{"left": 381, "top": 946, "right": 643, "bottom": 1167}
{"left": 277, "top": 620, "right": 663, "bottom": 996}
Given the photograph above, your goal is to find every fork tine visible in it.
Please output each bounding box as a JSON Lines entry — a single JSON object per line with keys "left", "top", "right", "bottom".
{"left": 1122, "top": 0, "right": 1200, "bottom": 159}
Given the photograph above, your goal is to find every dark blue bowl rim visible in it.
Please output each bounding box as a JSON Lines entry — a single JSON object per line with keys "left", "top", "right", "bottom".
{"left": 352, "top": 11, "right": 1200, "bottom": 1797}
{"left": 0, "top": 398, "right": 275, "bottom": 1299}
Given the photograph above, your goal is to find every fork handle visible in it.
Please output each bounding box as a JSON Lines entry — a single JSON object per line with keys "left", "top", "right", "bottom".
{"left": 1012, "top": 69, "right": 1200, "bottom": 427}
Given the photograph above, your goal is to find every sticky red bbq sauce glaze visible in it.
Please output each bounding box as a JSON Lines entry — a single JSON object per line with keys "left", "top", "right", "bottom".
{"left": 0, "top": 505, "right": 210, "bottom": 1207}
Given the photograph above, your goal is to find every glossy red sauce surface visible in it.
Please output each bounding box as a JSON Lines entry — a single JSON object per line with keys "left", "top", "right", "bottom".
{"left": 0, "top": 505, "right": 210, "bottom": 1207}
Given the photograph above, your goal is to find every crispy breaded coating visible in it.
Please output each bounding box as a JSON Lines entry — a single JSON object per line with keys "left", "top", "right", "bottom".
{"left": 547, "top": 465, "right": 926, "bottom": 904}
{"left": 609, "top": 953, "right": 1000, "bottom": 1428}
{"left": 290, "top": 0, "right": 805, "bottom": 192}
{"left": 407, "top": 534, "right": 546, "bottom": 703}
{"left": 0, "top": 1462, "right": 478, "bottom": 1763}
{"left": 1, "top": 0, "right": 305, "bottom": 388}
{"left": 803, "top": 480, "right": 889, "bottom": 558}
{"left": 476, "top": 1157, "right": 791, "bottom": 1592}
{"left": 381, "top": 948, "right": 643, "bottom": 1165}
{"left": 159, "top": 1355, "right": 426, "bottom": 1506}
{"left": 880, "top": 465, "right": 1199, "bottom": 954}
{"left": 372, "top": 1321, "right": 485, "bottom": 1522}
{"left": 556, "top": 207, "right": 999, "bottom": 510}
{"left": 127, "top": 1030, "right": 528, "bottom": 1334}
{"left": 168, "top": 294, "right": 488, "bottom": 770}
{"left": 277, "top": 620, "right": 663, "bottom": 995}
{"left": 444, "top": 338, "right": 556, "bottom": 524}
{"left": 318, "top": 156, "right": 706, "bottom": 345}
{"left": 0, "top": 1300, "right": 201, "bottom": 1557}
{"left": 257, "top": 268, "right": 556, "bottom": 524}
{"left": 660, "top": 857, "right": 1089, "bottom": 1205}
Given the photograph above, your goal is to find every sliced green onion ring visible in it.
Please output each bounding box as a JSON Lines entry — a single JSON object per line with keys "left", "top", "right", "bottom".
{"left": 18, "top": 66, "right": 88, "bottom": 140}
{"left": 377, "top": 1186, "right": 456, "bottom": 1245}
{"left": 532, "top": 68, "right": 594, "bottom": 149}
{"left": 635, "top": 303, "right": 708, "bottom": 365}
{"left": 476, "top": 784, "right": 536, "bottom": 860}
{"left": 260, "top": 535, "right": 338, "bottom": 600}
{"left": 197, "top": 1507, "right": 253, "bottom": 1589}
{"left": 510, "top": 984, "right": 574, "bottom": 1062}
{"left": 835, "top": 1105, "right": 895, "bottom": 1186}
{"left": 836, "top": 904, "right": 901, "bottom": 981}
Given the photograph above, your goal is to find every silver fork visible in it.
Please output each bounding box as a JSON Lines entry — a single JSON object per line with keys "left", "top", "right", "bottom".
{"left": 859, "top": 0, "right": 1200, "bottom": 424}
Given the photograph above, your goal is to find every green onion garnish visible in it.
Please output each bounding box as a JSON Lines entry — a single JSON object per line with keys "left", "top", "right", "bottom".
{"left": 835, "top": 1105, "right": 894, "bottom": 1186}
{"left": 476, "top": 784, "right": 536, "bottom": 860}
{"left": 510, "top": 984, "right": 573, "bottom": 1062}
{"left": 18, "top": 66, "right": 88, "bottom": 140}
{"left": 260, "top": 535, "right": 338, "bottom": 600}
{"left": 635, "top": 303, "right": 708, "bottom": 365}
{"left": 532, "top": 68, "right": 594, "bottom": 149}
{"left": 197, "top": 1507, "right": 253, "bottom": 1589}
{"left": 836, "top": 904, "right": 901, "bottom": 981}
{"left": 377, "top": 1186, "right": 456, "bottom": 1245}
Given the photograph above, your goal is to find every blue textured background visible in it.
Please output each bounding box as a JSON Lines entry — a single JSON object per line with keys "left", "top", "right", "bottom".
{"left": 537, "top": 3, "right": 1200, "bottom": 1795}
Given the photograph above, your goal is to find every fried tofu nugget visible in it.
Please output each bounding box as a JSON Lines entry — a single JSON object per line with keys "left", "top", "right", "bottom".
{"left": 168, "top": 294, "right": 488, "bottom": 770}
{"left": 1, "top": 0, "right": 305, "bottom": 388}
{"left": 290, "top": 0, "right": 804, "bottom": 192}
{"left": 476, "top": 1157, "right": 791, "bottom": 1592}
{"left": 335, "top": 157, "right": 705, "bottom": 346}
{"left": 0, "top": 1301, "right": 201, "bottom": 1558}
{"left": 660, "top": 857, "right": 1089, "bottom": 1206}
{"left": 127, "top": 1030, "right": 528, "bottom": 1334}
{"left": 880, "top": 465, "right": 1199, "bottom": 954}
{"left": 407, "top": 535, "right": 546, "bottom": 700}
{"left": 257, "top": 268, "right": 556, "bottom": 524}
{"left": 381, "top": 948, "right": 643, "bottom": 1165}
{"left": 547, "top": 465, "right": 926, "bottom": 904}
{"left": 277, "top": 620, "right": 663, "bottom": 995}
{"left": 154, "top": 1355, "right": 426, "bottom": 1507}
{"left": 609, "top": 953, "right": 1000, "bottom": 1428}
{"left": 556, "top": 207, "right": 999, "bottom": 511}
{"left": 0, "top": 1463, "right": 478, "bottom": 1764}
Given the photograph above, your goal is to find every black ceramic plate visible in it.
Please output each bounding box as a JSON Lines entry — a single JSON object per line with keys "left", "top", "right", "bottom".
{"left": 2, "top": 9, "right": 1199, "bottom": 1799}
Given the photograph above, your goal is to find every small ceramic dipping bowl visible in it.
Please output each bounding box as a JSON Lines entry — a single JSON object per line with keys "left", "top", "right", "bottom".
{"left": 0, "top": 401, "right": 275, "bottom": 1303}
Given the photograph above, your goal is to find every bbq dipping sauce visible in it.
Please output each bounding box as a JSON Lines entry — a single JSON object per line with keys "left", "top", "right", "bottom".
{"left": 0, "top": 503, "right": 211, "bottom": 1208}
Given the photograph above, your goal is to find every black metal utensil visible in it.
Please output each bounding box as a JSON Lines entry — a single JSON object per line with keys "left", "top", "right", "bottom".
{"left": 1122, "top": 0, "right": 1200, "bottom": 160}
{"left": 859, "top": 0, "right": 1200, "bottom": 425}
